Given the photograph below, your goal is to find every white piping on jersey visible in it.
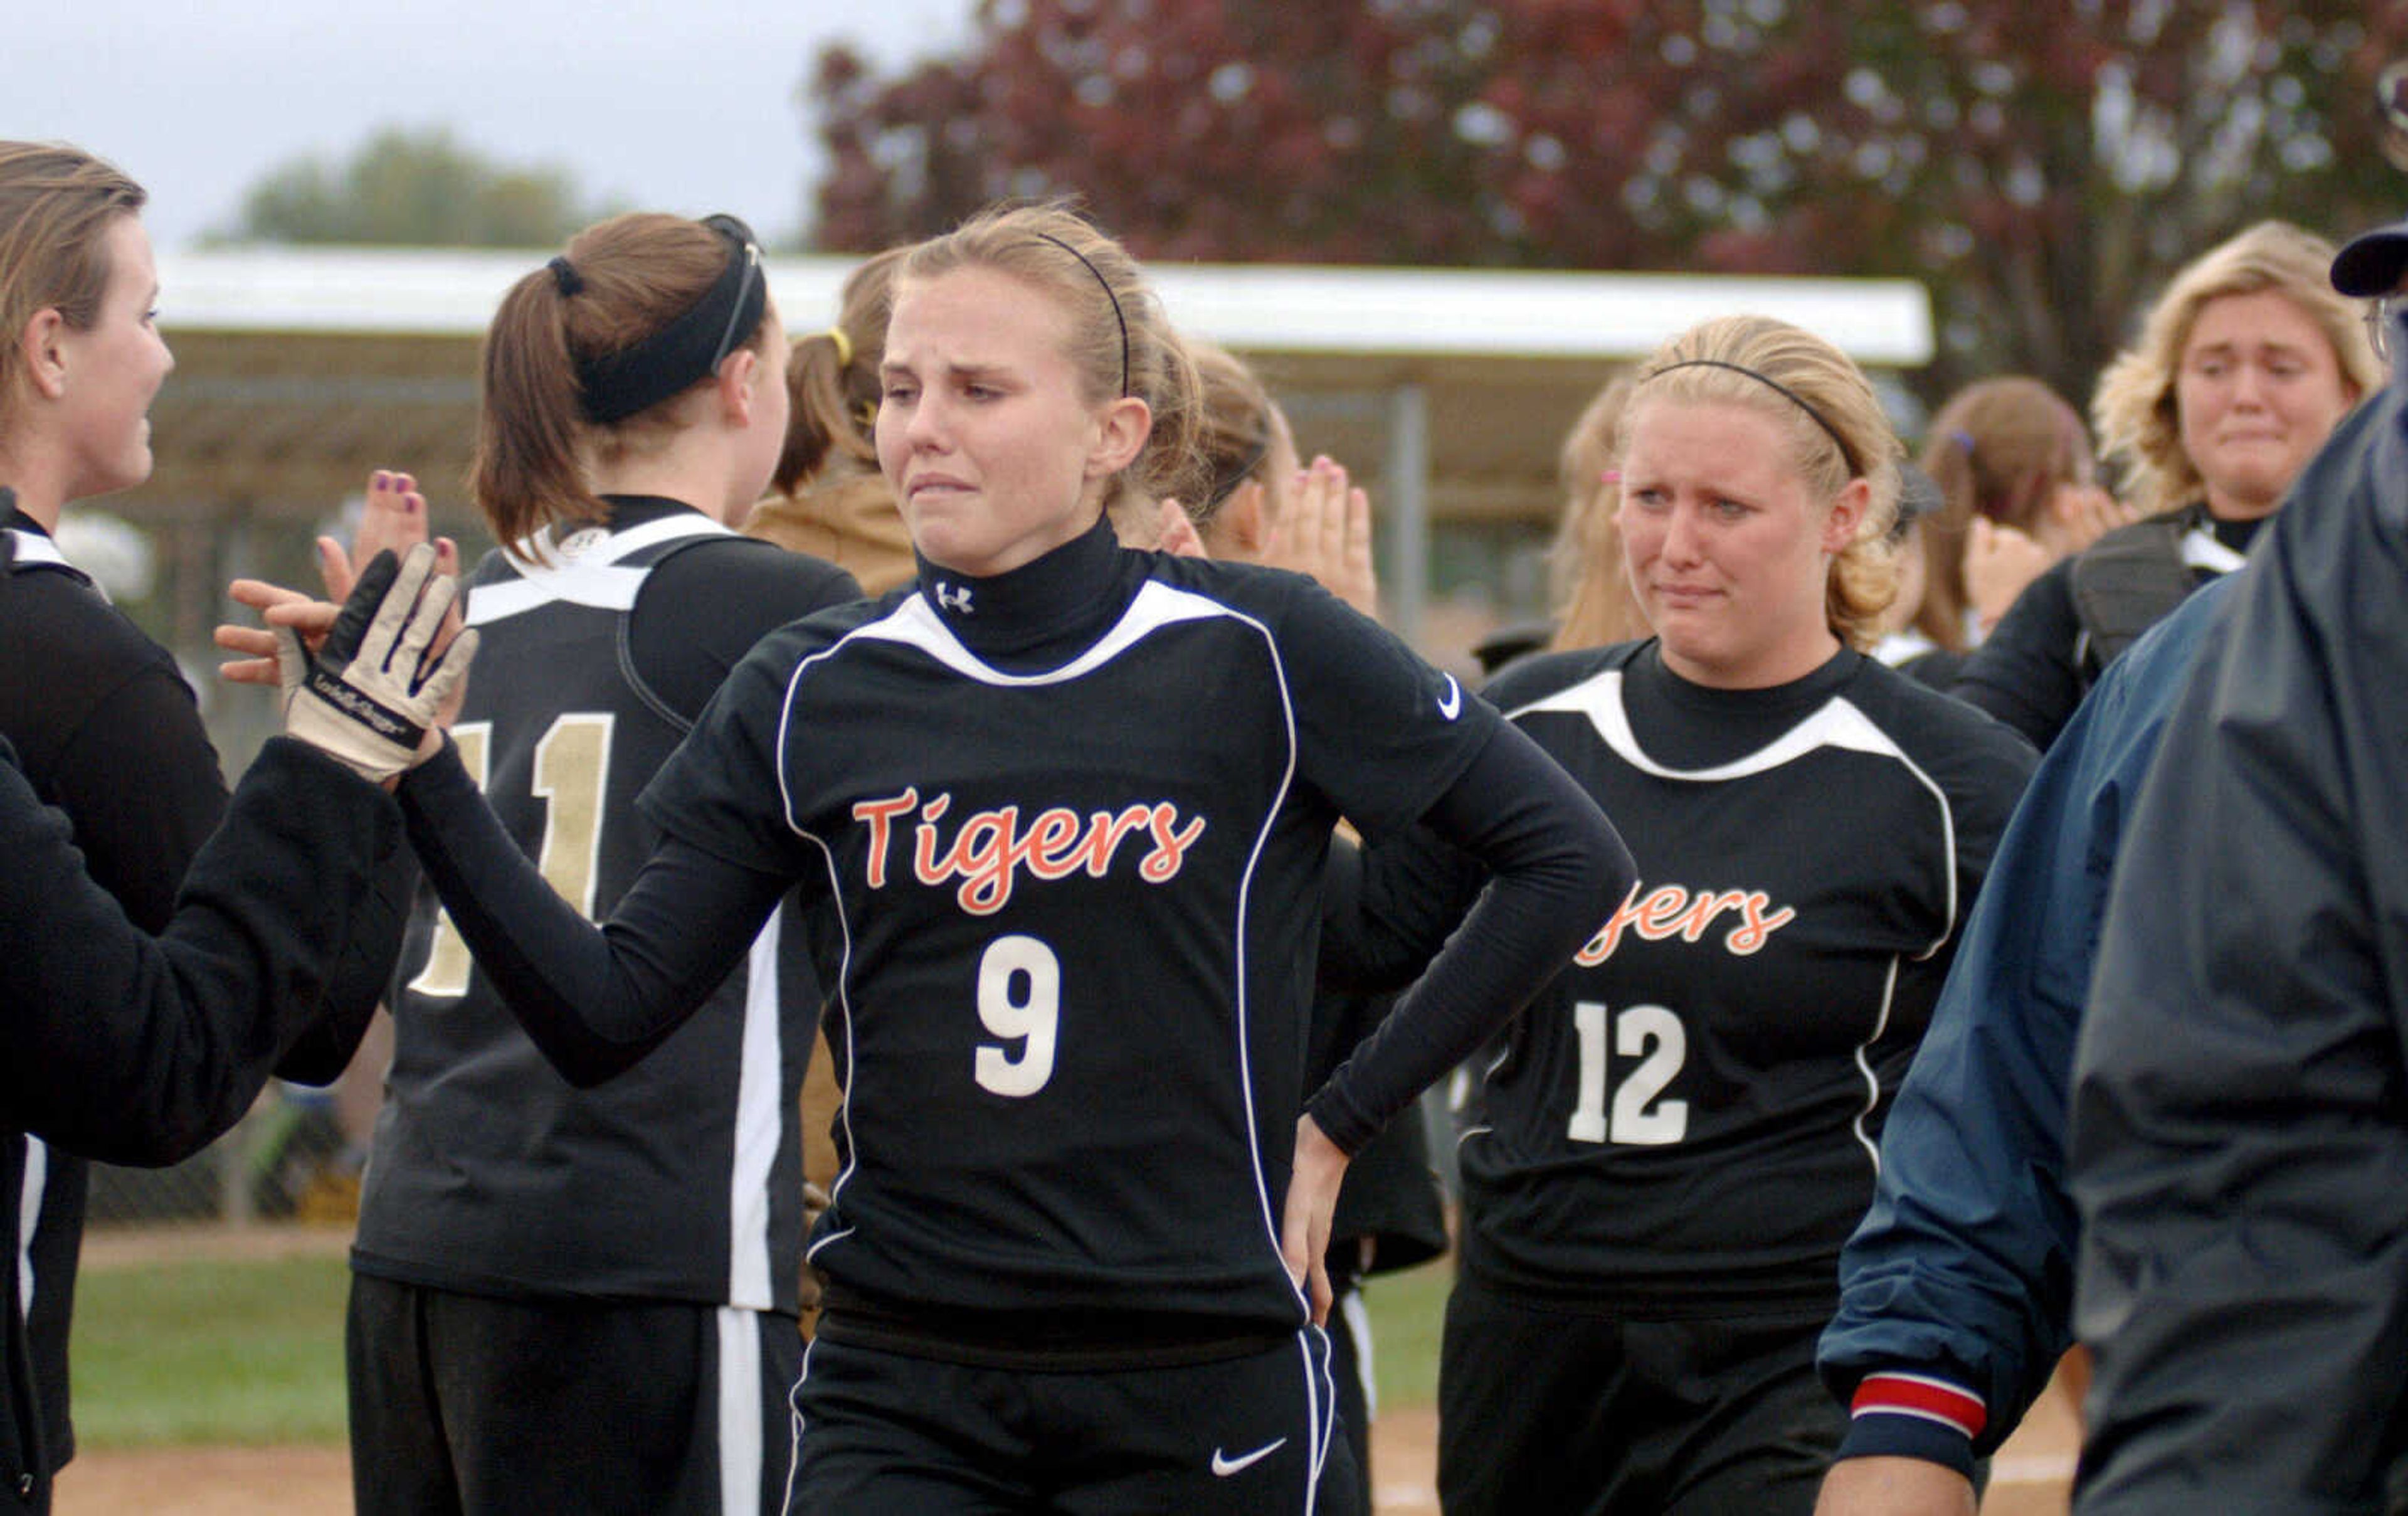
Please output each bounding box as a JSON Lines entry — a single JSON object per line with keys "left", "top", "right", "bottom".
{"left": 1511, "top": 669, "right": 1960, "bottom": 958}
{"left": 2, "top": 527, "right": 103, "bottom": 600}
{"left": 2, "top": 527, "right": 75, "bottom": 573}
{"left": 466, "top": 515, "right": 734, "bottom": 625}
{"left": 775, "top": 579, "right": 1308, "bottom": 1315}
{"left": 1851, "top": 953, "right": 1904, "bottom": 1175}
{"left": 16, "top": 1137, "right": 43, "bottom": 1320}
{"left": 726, "top": 911, "right": 784, "bottom": 1312}
{"left": 1299, "top": 1323, "right": 1338, "bottom": 1512}
{"left": 797, "top": 830, "right": 857, "bottom": 1268}
{"left": 846, "top": 580, "right": 1235, "bottom": 687}
{"left": 715, "top": 1307, "right": 764, "bottom": 1514}
{"left": 2179, "top": 524, "right": 2246, "bottom": 576}
{"left": 783, "top": 1337, "right": 815, "bottom": 1516}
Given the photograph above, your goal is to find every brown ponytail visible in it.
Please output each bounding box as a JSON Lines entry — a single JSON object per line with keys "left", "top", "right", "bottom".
{"left": 470, "top": 211, "right": 776, "bottom": 549}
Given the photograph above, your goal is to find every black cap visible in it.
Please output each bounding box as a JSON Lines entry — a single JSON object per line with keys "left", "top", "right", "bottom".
{"left": 2331, "top": 217, "right": 2408, "bottom": 297}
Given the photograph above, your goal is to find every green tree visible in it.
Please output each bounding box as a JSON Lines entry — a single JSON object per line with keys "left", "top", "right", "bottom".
{"left": 219, "top": 126, "right": 595, "bottom": 248}
{"left": 805, "top": 1, "right": 2408, "bottom": 405}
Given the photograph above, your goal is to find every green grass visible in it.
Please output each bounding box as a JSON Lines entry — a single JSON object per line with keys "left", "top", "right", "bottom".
{"left": 68, "top": 1254, "right": 351, "bottom": 1448}
{"left": 63, "top": 1247, "right": 1459, "bottom": 1450}
{"left": 1360, "top": 1256, "right": 1452, "bottom": 1411}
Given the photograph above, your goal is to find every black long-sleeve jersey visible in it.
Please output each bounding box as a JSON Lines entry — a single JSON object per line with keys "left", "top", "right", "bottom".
{"left": 1951, "top": 504, "right": 2257, "bottom": 751}
{"left": 4, "top": 496, "right": 235, "bottom": 1498}
{"left": 396, "top": 517, "right": 1627, "bottom": 1353}
{"left": 1, "top": 735, "right": 407, "bottom": 1513}
{"left": 354, "top": 497, "right": 858, "bottom": 1312}
{"left": 1346, "top": 640, "right": 2034, "bottom": 1316}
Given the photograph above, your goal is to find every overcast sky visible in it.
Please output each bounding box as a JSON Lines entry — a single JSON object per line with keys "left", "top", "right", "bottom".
{"left": 7, "top": 0, "right": 977, "bottom": 250}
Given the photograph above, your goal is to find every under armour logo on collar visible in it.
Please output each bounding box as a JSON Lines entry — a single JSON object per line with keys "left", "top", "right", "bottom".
{"left": 934, "top": 581, "right": 974, "bottom": 614}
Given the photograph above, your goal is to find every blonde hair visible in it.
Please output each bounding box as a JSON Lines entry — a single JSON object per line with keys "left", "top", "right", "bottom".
{"left": 894, "top": 203, "right": 1208, "bottom": 511}
{"left": 0, "top": 142, "right": 146, "bottom": 428}
{"left": 1626, "top": 315, "right": 1904, "bottom": 652}
{"left": 2091, "top": 220, "right": 2380, "bottom": 517}
{"left": 1547, "top": 373, "right": 1652, "bottom": 651}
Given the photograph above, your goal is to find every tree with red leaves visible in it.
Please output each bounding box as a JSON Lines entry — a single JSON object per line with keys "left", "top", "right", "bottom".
{"left": 806, "top": 1, "right": 2408, "bottom": 403}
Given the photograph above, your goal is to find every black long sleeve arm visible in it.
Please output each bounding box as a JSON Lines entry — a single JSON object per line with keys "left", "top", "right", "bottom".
{"left": 1307, "top": 723, "right": 1633, "bottom": 1153}
{"left": 1, "top": 738, "right": 406, "bottom": 1164}
{"left": 396, "top": 738, "right": 794, "bottom": 1086}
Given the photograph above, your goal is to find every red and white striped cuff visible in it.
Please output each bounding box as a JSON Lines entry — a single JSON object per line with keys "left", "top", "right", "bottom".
{"left": 1849, "top": 1372, "right": 1987, "bottom": 1441}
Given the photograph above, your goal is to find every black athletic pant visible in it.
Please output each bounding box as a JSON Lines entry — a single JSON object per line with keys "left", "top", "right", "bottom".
{"left": 790, "top": 1328, "right": 1361, "bottom": 1513}
{"left": 1438, "top": 1273, "right": 1839, "bottom": 1516}
{"left": 347, "top": 1274, "right": 802, "bottom": 1515}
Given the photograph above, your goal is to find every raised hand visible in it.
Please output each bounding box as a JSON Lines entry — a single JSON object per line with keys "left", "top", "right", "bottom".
{"left": 218, "top": 469, "right": 458, "bottom": 686}
{"left": 277, "top": 544, "right": 477, "bottom": 784}
{"left": 1963, "top": 516, "right": 2055, "bottom": 637}
{"left": 1151, "top": 498, "right": 1209, "bottom": 559}
{"left": 1263, "top": 456, "right": 1378, "bottom": 618}
{"left": 2047, "top": 482, "right": 2141, "bottom": 556}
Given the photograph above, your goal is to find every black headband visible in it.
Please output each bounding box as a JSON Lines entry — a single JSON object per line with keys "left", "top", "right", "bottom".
{"left": 1032, "top": 231, "right": 1129, "bottom": 398}
{"left": 573, "top": 213, "right": 766, "bottom": 425}
{"left": 1198, "top": 424, "right": 1275, "bottom": 517}
{"left": 1645, "top": 358, "right": 1857, "bottom": 475}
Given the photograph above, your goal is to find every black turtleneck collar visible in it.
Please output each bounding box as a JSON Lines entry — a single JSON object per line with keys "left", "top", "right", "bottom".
{"left": 2, "top": 486, "right": 39, "bottom": 534}
{"left": 914, "top": 512, "right": 1143, "bottom": 674}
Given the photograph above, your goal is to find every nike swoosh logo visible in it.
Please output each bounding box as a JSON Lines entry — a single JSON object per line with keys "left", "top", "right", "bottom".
{"left": 1210, "top": 1438, "right": 1288, "bottom": 1476}
{"left": 1437, "top": 674, "right": 1462, "bottom": 721}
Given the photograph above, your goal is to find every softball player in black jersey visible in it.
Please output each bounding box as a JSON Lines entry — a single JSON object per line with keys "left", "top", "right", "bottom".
{"left": 320, "top": 213, "right": 860, "bottom": 1516}
{"left": 278, "top": 203, "right": 1635, "bottom": 1515}
{"left": 1, "top": 141, "right": 403, "bottom": 1513}
{"left": 1331, "top": 315, "right": 2035, "bottom": 1516}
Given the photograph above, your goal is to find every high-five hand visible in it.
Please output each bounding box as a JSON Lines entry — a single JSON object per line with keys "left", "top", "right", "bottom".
{"left": 278, "top": 543, "right": 477, "bottom": 784}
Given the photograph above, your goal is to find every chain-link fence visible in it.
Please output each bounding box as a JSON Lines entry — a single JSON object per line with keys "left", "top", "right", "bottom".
{"left": 82, "top": 1022, "right": 391, "bottom": 1236}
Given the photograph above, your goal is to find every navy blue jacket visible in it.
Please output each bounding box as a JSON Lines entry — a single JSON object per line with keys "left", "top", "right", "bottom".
{"left": 2070, "top": 360, "right": 2408, "bottom": 1512}
{"left": 1817, "top": 573, "right": 2232, "bottom": 1476}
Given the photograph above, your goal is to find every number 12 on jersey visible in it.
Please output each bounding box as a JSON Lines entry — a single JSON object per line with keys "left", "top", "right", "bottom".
{"left": 1568, "top": 1000, "right": 1688, "bottom": 1145}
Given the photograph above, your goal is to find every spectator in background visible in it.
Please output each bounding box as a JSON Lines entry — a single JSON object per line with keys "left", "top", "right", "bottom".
{"left": 1920, "top": 377, "right": 2133, "bottom": 654}
{"left": 1951, "top": 221, "right": 2377, "bottom": 750}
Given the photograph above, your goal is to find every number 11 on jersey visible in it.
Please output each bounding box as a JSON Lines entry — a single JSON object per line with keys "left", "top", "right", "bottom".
{"left": 1568, "top": 1000, "right": 1689, "bottom": 1145}
{"left": 406, "top": 714, "right": 615, "bottom": 999}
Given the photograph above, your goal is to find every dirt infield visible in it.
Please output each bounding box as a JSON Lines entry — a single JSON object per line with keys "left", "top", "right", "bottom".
{"left": 56, "top": 1395, "right": 2076, "bottom": 1515}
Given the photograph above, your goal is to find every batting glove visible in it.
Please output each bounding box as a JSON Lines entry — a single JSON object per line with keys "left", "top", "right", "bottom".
{"left": 278, "top": 543, "right": 478, "bottom": 783}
